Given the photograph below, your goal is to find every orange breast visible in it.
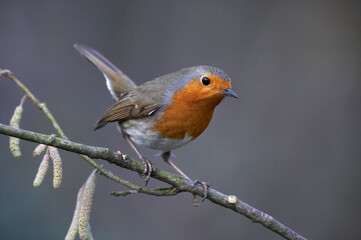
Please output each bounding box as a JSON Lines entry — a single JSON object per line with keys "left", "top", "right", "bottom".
{"left": 153, "top": 78, "right": 225, "bottom": 139}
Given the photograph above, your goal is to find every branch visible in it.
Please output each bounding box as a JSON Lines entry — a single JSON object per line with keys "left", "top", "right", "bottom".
{"left": 1, "top": 68, "right": 307, "bottom": 240}
{"left": 0, "top": 123, "right": 307, "bottom": 240}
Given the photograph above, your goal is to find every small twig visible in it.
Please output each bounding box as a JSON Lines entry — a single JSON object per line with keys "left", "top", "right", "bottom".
{"left": 111, "top": 190, "right": 138, "bottom": 197}
{"left": 1, "top": 69, "right": 64, "bottom": 135}
{"left": 1, "top": 69, "right": 64, "bottom": 136}
{"left": 111, "top": 186, "right": 181, "bottom": 197}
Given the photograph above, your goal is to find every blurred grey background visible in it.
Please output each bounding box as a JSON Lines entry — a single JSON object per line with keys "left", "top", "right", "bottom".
{"left": 0, "top": 1, "right": 360, "bottom": 239}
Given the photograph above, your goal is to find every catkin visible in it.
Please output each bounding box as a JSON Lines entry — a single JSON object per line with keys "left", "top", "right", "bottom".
{"left": 9, "top": 105, "right": 23, "bottom": 157}
{"left": 65, "top": 187, "right": 84, "bottom": 240}
{"left": 49, "top": 147, "right": 63, "bottom": 188}
{"left": 33, "top": 144, "right": 47, "bottom": 157}
{"left": 33, "top": 153, "right": 50, "bottom": 187}
{"left": 78, "top": 170, "right": 97, "bottom": 239}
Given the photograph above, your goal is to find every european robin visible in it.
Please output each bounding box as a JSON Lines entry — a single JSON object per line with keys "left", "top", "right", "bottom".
{"left": 74, "top": 44, "right": 238, "bottom": 189}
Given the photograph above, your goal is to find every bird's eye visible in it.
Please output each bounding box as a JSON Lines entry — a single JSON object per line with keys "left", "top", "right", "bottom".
{"left": 201, "top": 76, "right": 211, "bottom": 86}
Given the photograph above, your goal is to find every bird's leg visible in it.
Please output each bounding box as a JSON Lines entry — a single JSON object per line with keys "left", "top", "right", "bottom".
{"left": 161, "top": 151, "right": 190, "bottom": 180}
{"left": 161, "top": 151, "right": 209, "bottom": 205}
{"left": 123, "top": 133, "right": 154, "bottom": 185}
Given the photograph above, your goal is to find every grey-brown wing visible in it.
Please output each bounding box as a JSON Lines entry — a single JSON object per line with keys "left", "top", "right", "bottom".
{"left": 94, "top": 92, "right": 161, "bottom": 130}
{"left": 74, "top": 44, "right": 137, "bottom": 100}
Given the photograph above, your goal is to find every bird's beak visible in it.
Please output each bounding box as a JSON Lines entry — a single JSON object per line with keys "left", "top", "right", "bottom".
{"left": 222, "top": 88, "right": 238, "bottom": 98}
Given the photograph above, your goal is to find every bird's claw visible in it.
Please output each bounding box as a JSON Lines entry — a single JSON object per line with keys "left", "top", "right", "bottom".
{"left": 192, "top": 179, "right": 209, "bottom": 206}
{"left": 139, "top": 157, "right": 155, "bottom": 186}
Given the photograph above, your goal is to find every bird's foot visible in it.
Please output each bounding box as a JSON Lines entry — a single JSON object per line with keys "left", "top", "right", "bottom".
{"left": 139, "top": 157, "right": 155, "bottom": 186}
{"left": 192, "top": 179, "right": 209, "bottom": 206}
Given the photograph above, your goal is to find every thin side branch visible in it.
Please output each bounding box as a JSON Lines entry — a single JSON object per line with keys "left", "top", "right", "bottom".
{"left": 0, "top": 123, "right": 307, "bottom": 240}
{"left": 111, "top": 186, "right": 181, "bottom": 197}
{"left": 1, "top": 68, "right": 147, "bottom": 195}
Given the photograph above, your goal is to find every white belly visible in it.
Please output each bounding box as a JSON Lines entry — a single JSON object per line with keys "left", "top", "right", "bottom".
{"left": 120, "top": 119, "right": 193, "bottom": 152}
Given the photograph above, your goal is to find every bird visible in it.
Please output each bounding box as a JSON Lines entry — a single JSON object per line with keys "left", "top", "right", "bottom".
{"left": 74, "top": 44, "right": 238, "bottom": 189}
